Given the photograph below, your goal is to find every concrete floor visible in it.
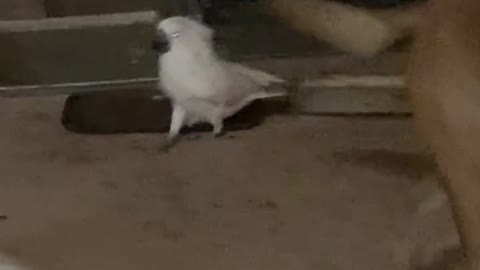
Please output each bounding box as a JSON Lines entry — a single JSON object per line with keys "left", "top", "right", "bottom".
{"left": 0, "top": 97, "right": 460, "bottom": 270}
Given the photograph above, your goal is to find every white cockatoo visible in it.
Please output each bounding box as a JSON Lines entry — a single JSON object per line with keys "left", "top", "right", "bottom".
{"left": 153, "top": 16, "right": 287, "bottom": 150}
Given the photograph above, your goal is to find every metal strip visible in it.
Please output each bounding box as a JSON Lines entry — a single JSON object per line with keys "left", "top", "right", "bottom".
{"left": 0, "top": 77, "right": 160, "bottom": 97}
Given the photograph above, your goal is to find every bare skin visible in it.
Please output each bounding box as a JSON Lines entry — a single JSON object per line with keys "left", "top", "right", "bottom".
{"left": 408, "top": 0, "right": 480, "bottom": 269}
{"left": 260, "top": 0, "right": 424, "bottom": 56}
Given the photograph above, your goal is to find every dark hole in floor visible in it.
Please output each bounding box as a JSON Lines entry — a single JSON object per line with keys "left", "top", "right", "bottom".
{"left": 61, "top": 90, "right": 289, "bottom": 134}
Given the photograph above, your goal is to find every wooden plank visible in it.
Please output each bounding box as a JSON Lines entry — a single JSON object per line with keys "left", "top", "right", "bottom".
{"left": 294, "top": 87, "right": 410, "bottom": 114}
{"left": 243, "top": 52, "right": 407, "bottom": 78}
{"left": 0, "top": 11, "right": 159, "bottom": 86}
{"left": 294, "top": 75, "right": 410, "bottom": 114}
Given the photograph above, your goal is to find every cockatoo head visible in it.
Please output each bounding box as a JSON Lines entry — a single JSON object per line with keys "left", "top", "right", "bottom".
{"left": 153, "top": 16, "right": 214, "bottom": 54}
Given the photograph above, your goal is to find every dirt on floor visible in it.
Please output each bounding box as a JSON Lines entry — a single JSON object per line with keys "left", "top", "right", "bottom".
{"left": 0, "top": 97, "right": 460, "bottom": 270}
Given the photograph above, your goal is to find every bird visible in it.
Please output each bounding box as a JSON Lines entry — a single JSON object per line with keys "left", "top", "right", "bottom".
{"left": 153, "top": 16, "right": 288, "bottom": 151}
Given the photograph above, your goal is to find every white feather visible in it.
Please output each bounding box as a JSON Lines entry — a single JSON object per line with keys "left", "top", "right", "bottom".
{"left": 229, "top": 63, "right": 286, "bottom": 86}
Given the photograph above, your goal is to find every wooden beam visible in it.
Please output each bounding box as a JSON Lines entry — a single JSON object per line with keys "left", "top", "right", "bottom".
{"left": 293, "top": 75, "right": 410, "bottom": 114}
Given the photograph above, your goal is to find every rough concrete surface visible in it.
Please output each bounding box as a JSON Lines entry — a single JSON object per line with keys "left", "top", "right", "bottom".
{"left": 0, "top": 97, "right": 460, "bottom": 270}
